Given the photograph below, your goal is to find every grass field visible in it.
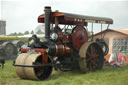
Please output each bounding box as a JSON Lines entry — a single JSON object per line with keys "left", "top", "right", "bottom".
{"left": 0, "top": 60, "right": 128, "bottom": 85}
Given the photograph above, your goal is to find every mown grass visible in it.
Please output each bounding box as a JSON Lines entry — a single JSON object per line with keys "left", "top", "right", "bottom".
{"left": 0, "top": 37, "right": 28, "bottom": 43}
{"left": 0, "top": 60, "right": 128, "bottom": 85}
{"left": 0, "top": 36, "right": 45, "bottom": 43}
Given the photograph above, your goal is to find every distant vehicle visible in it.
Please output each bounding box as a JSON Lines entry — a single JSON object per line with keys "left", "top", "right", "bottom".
{"left": 0, "top": 40, "right": 24, "bottom": 58}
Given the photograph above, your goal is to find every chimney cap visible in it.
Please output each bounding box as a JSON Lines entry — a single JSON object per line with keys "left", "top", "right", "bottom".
{"left": 44, "top": 6, "right": 51, "bottom": 10}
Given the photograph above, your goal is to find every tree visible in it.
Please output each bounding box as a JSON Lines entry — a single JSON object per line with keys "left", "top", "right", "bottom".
{"left": 8, "top": 33, "right": 15, "bottom": 36}
{"left": 31, "top": 30, "right": 34, "bottom": 34}
{"left": 24, "top": 31, "right": 29, "bottom": 35}
{"left": 36, "top": 29, "right": 44, "bottom": 34}
{"left": 8, "top": 32, "right": 17, "bottom": 36}
{"left": 17, "top": 32, "right": 23, "bottom": 36}
{"left": 14, "top": 32, "right": 17, "bottom": 35}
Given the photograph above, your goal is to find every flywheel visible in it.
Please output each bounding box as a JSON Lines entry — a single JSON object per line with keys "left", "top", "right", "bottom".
{"left": 15, "top": 53, "right": 52, "bottom": 80}
{"left": 79, "top": 42, "right": 104, "bottom": 73}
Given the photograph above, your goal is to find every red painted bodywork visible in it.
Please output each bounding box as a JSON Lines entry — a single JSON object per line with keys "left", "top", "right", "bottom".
{"left": 21, "top": 48, "right": 48, "bottom": 64}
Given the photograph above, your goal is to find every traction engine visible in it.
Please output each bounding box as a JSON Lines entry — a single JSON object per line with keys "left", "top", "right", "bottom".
{"left": 13, "top": 6, "right": 113, "bottom": 80}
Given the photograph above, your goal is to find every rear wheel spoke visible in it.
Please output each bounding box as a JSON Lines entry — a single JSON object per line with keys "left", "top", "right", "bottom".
{"left": 85, "top": 43, "right": 103, "bottom": 72}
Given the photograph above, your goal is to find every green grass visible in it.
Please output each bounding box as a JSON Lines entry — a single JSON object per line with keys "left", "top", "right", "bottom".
{"left": 0, "top": 60, "right": 128, "bottom": 85}
{"left": 0, "top": 36, "right": 45, "bottom": 43}
{"left": 0, "top": 37, "right": 28, "bottom": 43}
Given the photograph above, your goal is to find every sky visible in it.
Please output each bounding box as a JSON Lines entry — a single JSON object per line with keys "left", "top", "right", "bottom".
{"left": 0, "top": 0, "right": 128, "bottom": 34}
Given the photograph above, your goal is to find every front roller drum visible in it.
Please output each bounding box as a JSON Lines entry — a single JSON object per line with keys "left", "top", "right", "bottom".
{"left": 79, "top": 42, "right": 104, "bottom": 73}
{"left": 15, "top": 53, "right": 52, "bottom": 80}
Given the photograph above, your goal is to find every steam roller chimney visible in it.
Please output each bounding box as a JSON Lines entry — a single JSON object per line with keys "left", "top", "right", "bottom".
{"left": 44, "top": 6, "right": 51, "bottom": 40}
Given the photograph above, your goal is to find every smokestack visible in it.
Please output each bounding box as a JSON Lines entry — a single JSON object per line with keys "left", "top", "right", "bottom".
{"left": 44, "top": 6, "right": 51, "bottom": 40}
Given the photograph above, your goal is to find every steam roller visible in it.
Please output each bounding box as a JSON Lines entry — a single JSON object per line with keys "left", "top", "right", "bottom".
{"left": 13, "top": 6, "right": 113, "bottom": 80}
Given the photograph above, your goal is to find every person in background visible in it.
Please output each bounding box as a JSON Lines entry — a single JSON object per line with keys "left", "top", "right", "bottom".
{"left": 0, "top": 57, "right": 5, "bottom": 69}
{"left": 117, "top": 53, "right": 126, "bottom": 66}
{"left": 108, "top": 52, "right": 126, "bottom": 68}
{"left": 0, "top": 48, "right": 5, "bottom": 69}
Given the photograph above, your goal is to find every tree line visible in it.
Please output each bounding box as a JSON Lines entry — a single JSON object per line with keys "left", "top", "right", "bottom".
{"left": 8, "top": 29, "right": 44, "bottom": 36}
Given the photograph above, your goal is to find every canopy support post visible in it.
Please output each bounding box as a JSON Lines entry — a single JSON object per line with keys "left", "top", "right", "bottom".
{"left": 55, "top": 17, "right": 59, "bottom": 27}
{"left": 101, "top": 24, "right": 102, "bottom": 38}
{"left": 91, "top": 23, "right": 94, "bottom": 41}
{"left": 102, "top": 24, "right": 110, "bottom": 39}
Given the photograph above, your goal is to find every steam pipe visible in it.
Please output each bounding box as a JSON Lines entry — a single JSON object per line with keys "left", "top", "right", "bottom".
{"left": 44, "top": 6, "right": 51, "bottom": 40}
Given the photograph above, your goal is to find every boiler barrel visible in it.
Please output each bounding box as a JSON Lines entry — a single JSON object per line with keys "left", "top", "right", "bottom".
{"left": 48, "top": 44, "right": 72, "bottom": 56}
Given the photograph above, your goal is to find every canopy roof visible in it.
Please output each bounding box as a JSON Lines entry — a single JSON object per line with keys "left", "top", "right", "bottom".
{"left": 38, "top": 12, "right": 113, "bottom": 25}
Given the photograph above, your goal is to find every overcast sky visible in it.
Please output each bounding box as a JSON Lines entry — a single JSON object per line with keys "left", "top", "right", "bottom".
{"left": 0, "top": 0, "right": 128, "bottom": 34}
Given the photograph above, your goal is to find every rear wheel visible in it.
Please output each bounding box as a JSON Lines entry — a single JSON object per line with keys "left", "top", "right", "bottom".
{"left": 86, "top": 42, "right": 104, "bottom": 71}
{"left": 79, "top": 42, "right": 104, "bottom": 72}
